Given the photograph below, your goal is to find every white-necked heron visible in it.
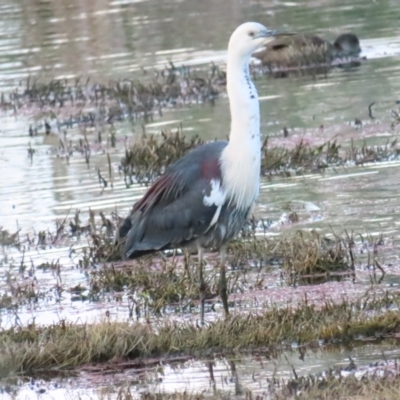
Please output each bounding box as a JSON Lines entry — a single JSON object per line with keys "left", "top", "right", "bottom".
{"left": 118, "top": 22, "right": 280, "bottom": 324}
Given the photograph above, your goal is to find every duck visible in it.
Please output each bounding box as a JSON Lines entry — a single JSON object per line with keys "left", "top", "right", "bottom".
{"left": 254, "top": 32, "right": 361, "bottom": 68}
{"left": 332, "top": 33, "right": 361, "bottom": 57}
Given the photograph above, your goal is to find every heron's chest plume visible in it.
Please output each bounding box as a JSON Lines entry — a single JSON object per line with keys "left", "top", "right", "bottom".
{"left": 220, "top": 133, "right": 261, "bottom": 211}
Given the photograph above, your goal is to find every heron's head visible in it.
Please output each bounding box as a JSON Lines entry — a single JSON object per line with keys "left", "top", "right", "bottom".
{"left": 228, "top": 22, "right": 277, "bottom": 59}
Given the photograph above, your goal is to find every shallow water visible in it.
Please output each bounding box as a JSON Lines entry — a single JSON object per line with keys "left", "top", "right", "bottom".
{"left": 2, "top": 343, "right": 400, "bottom": 399}
{"left": 1, "top": 0, "right": 400, "bottom": 397}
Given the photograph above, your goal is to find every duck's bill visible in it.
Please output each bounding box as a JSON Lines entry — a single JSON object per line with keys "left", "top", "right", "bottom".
{"left": 273, "top": 31, "right": 297, "bottom": 38}
{"left": 261, "top": 30, "right": 296, "bottom": 45}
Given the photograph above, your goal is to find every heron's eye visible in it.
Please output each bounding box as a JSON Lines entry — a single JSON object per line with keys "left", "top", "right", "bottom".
{"left": 249, "top": 31, "right": 255, "bottom": 37}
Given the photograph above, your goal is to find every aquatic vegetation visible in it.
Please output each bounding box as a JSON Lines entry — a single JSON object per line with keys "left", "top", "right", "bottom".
{"left": 4, "top": 63, "right": 225, "bottom": 130}
{"left": 73, "top": 205, "right": 372, "bottom": 288}
{"left": 0, "top": 228, "right": 20, "bottom": 247}
{"left": 94, "top": 373, "right": 400, "bottom": 400}
{"left": 0, "top": 202, "right": 384, "bottom": 318}
{"left": 119, "top": 131, "right": 400, "bottom": 184}
{"left": 263, "top": 137, "right": 400, "bottom": 175}
{"left": 228, "top": 229, "right": 356, "bottom": 285}
{"left": 89, "top": 260, "right": 209, "bottom": 314}
{"left": 271, "top": 364, "right": 400, "bottom": 399}
{"left": 0, "top": 270, "right": 46, "bottom": 311}
{"left": 85, "top": 216, "right": 360, "bottom": 284}
{"left": 139, "top": 393, "right": 208, "bottom": 400}
{"left": 391, "top": 108, "right": 400, "bottom": 130}
{"left": 1, "top": 292, "right": 400, "bottom": 378}
{"left": 261, "top": 137, "right": 342, "bottom": 175}
{"left": 277, "top": 230, "right": 353, "bottom": 285}
{"left": 345, "top": 138, "right": 400, "bottom": 165}
{"left": 130, "top": 372, "right": 400, "bottom": 400}
{"left": 120, "top": 127, "right": 204, "bottom": 184}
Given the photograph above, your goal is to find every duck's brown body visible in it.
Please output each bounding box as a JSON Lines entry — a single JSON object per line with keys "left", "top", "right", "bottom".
{"left": 254, "top": 33, "right": 361, "bottom": 68}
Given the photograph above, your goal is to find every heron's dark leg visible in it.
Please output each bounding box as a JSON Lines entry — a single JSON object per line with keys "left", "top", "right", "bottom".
{"left": 198, "top": 245, "right": 206, "bottom": 325}
{"left": 219, "top": 245, "right": 229, "bottom": 317}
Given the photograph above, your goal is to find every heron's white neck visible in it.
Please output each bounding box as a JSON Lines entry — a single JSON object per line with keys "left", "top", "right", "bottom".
{"left": 220, "top": 52, "right": 261, "bottom": 211}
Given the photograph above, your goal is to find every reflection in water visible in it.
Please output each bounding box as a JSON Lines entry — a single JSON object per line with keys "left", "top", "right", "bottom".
{"left": 0, "top": 0, "right": 400, "bottom": 397}
{"left": 2, "top": 343, "right": 400, "bottom": 399}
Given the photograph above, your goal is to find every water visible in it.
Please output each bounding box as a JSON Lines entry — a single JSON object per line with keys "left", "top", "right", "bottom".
{"left": 2, "top": 343, "right": 400, "bottom": 399}
{"left": 1, "top": 0, "right": 400, "bottom": 397}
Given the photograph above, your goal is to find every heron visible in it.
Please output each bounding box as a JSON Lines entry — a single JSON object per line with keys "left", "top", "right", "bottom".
{"left": 117, "top": 22, "right": 279, "bottom": 325}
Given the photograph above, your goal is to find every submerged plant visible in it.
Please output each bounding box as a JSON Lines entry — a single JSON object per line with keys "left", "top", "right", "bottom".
{"left": 0, "top": 227, "right": 20, "bottom": 247}
{"left": 1, "top": 292, "right": 400, "bottom": 378}
{"left": 120, "top": 127, "right": 204, "bottom": 184}
{"left": 89, "top": 260, "right": 206, "bottom": 314}
{"left": 261, "top": 137, "right": 342, "bottom": 175}
{"left": 277, "top": 230, "right": 354, "bottom": 285}
{"left": 119, "top": 131, "right": 400, "bottom": 185}
{"left": 271, "top": 361, "right": 400, "bottom": 400}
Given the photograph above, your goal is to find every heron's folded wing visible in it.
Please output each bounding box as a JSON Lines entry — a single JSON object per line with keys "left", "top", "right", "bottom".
{"left": 123, "top": 141, "right": 228, "bottom": 258}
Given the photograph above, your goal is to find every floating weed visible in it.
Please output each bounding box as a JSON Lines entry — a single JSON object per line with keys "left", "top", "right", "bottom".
{"left": 262, "top": 137, "right": 397, "bottom": 174}
{"left": 391, "top": 109, "right": 400, "bottom": 130}
{"left": 228, "top": 236, "right": 277, "bottom": 270}
{"left": 83, "top": 220, "right": 377, "bottom": 291}
{"left": 277, "top": 230, "right": 353, "bottom": 285}
{"left": 0, "top": 294, "right": 14, "bottom": 310}
{"left": 96, "top": 374, "right": 400, "bottom": 399}
{"left": 261, "top": 137, "right": 341, "bottom": 175}
{"left": 0, "top": 276, "right": 44, "bottom": 311}
{"left": 228, "top": 229, "right": 355, "bottom": 285}
{"left": 345, "top": 138, "right": 400, "bottom": 165}
{"left": 0, "top": 228, "right": 20, "bottom": 247}
{"left": 271, "top": 363, "right": 400, "bottom": 400}
{"left": 120, "top": 127, "right": 204, "bottom": 184}
{"left": 8, "top": 64, "right": 225, "bottom": 131}
{"left": 2, "top": 206, "right": 380, "bottom": 293}
{"left": 89, "top": 257, "right": 228, "bottom": 315}
{"left": 118, "top": 133, "right": 400, "bottom": 185}
{"left": 1, "top": 292, "right": 400, "bottom": 377}
{"left": 69, "top": 209, "right": 91, "bottom": 236}
{"left": 36, "top": 259, "right": 62, "bottom": 271}
{"left": 98, "top": 388, "right": 209, "bottom": 400}
{"left": 76, "top": 233, "right": 119, "bottom": 268}
{"left": 138, "top": 392, "right": 208, "bottom": 400}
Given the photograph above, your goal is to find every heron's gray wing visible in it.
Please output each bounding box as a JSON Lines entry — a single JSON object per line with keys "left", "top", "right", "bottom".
{"left": 122, "top": 141, "right": 228, "bottom": 258}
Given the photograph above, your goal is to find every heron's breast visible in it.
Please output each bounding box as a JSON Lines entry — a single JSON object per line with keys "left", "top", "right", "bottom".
{"left": 220, "top": 140, "right": 261, "bottom": 210}
{"left": 203, "top": 179, "right": 227, "bottom": 207}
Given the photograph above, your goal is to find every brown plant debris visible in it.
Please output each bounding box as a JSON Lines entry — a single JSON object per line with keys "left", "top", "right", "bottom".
{"left": 0, "top": 227, "right": 20, "bottom": 247}
{"left": 228, "top": 229, "right": 355, "bottom": 285}
{"left": 270, "top": 363, "right": 400, "bottom": 400}
{"left": 117, "top": 371, "right": 400, "bottom": 400}
{"left": 89, "top": 260, "right": 213, "bottom": 314}
{"left": 277, "top": 230, "right": 353, "bottom": 285}
{"left": 5, "top": 63, "right": 225, "bottom": 128}
{"left": 1, "top": 291, "right": 400, "bottom": 378}
{"left": 119, "top": 132, "right": 400, "bottom": 185}
{"left": 120, "top": 127, "right": 204, "bottom": 184}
